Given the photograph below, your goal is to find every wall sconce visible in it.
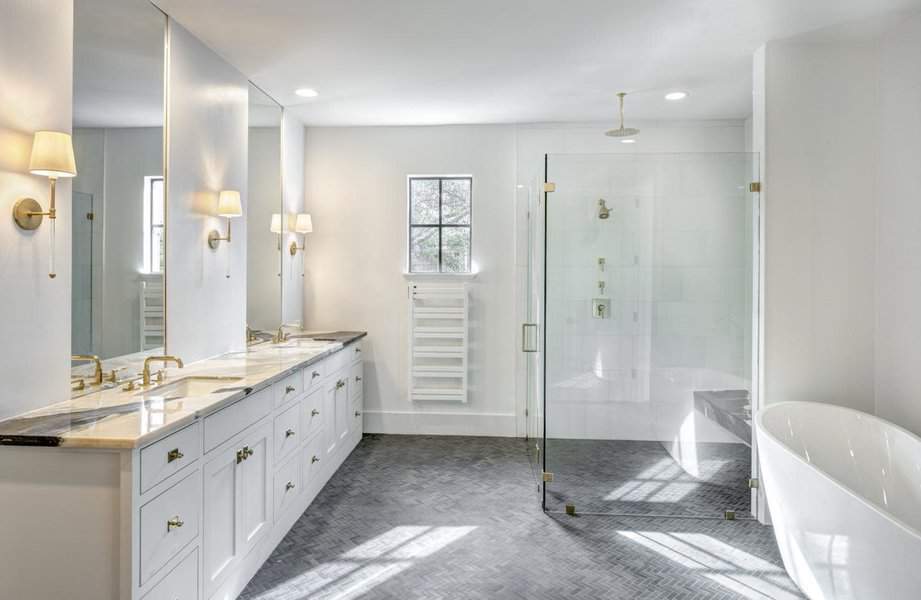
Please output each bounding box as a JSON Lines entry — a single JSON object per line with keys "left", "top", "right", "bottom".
{"left": 207, "top": 190, "right": 242, "bottom": 249}
{"left": 12, "top": 131, "right": 78, "bottom": 279}
{"left": 289, "top": 213, "right": 312, "bottom": 255}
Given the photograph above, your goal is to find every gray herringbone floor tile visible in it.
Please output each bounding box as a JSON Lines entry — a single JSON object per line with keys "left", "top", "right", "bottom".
{"left": 239, "top": 435, "right": 802, "bottom": 600}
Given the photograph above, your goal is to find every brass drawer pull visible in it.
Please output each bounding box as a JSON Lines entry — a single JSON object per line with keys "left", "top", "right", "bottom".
{"left": 167, "top": 516, "right": 184, "bottom": 531}
{"left": 312, "top": 371, "right": 320, "bottom": 379}
{"left": 311, "top": 455, "right": 320, "bottom": 464}
{"left": 335, "top": 379, "right": 345, "bottom": 389}
{"left": 355, "top": 347, "right": 361, "bottom": 354}
{"left": 285, "top": 385, "right": 296, "bottom": 394}
{"left": 285, "top": 428, "right": 296, "bottom": 438}
{"left": 355, "top": 376, "right": 362, "bottom": 382}
{"left": 236, "top": 445, "right": 254, "bottom": 463}
{"left": 311, "top": 408, "right": 320, "bottom": 416}
{"left": 285, "top": 481, "right": 295, "bottom": 492}
{"left": 354, "top": 411, "right": 362, "bottom": 417}
{"left": 167, "top": 448, "right": 184, "bottom": 463}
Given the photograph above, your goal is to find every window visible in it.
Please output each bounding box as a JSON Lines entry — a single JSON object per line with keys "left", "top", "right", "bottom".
{"left": 408, "top": 176, "right": 472, "bottom": 273}
{"left": 143, "top": 176, "right": 165, "bottom": 273}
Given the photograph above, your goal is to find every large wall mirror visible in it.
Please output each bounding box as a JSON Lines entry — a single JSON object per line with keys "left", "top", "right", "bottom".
{"left": 71, "top": 0, "right": 167, "bottom": 371}
{"left": 246, "top": 83, "right": 284, "bottom": 333}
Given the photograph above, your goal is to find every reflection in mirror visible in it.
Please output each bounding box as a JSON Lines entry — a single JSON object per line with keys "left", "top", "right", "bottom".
{"left": 71, "top": 0, "right": 166, "bottom": 377}
{"left": 246, "top": 83, "right": 283, "bottom": 335}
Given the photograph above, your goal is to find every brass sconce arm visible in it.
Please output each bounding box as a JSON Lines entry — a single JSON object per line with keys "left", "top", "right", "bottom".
{"left": 208, "top": 219, "right": 233, "bottom": 249}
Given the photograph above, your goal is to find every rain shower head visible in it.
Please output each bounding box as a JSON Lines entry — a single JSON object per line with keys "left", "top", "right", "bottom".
{"left": 598, "top": 199, "right": 611, "bottom": 219}
{"left": 605, "top": 92, "right": 640, "bottom": 138}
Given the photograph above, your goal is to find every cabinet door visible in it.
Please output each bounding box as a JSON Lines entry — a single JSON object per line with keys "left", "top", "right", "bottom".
{"left": 336, "top": 370, "right": 350, "bottom": 444}
{"left": 239, "top": 420, "right": 272, "bottom": 557}
{"left": 203, "top": 443, "right": 241, "bottom": 595}
{"left": 324, "top": 380, "right": 338, "bottom": 458}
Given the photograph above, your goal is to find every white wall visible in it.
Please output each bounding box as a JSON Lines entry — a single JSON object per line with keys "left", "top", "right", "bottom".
{"left": 756, "top": 38, "right": 879, "bottom": 414}
{"left": 303, "top": 125, "right": 519, "bottom": 436}
{"left": 0, "top": 0, "right": 73, "bottom": 419}
{"left": 281, "top": 114, "right": 305, "bottom": 327}
{"left": 875, "top": 14, "right": 921, "bottom": 435}
{"left": 165, "top": 19, "right": 248, "bottom": 362}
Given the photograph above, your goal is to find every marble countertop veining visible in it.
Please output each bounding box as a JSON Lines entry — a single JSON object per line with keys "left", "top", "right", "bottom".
{"left": 0, "top": 331, "right": 366, "bottom": 450}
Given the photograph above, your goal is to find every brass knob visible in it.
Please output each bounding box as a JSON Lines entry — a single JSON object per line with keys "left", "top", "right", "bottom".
{"left": 167, "top": 516, "right": 184, "bottom": 531}
{"left": 355, "top": 376, "right": 362, "bottom": 382}
{"left": 355, "top": 347, "right": 361, "bottom": 354}
{"left": 167, "top": 448, "right": 184, "bottom": 463}
{"left": 312, "top": 371, "right": 320, "bottom": 379}
{"left": 244, "top": 446, "right": 255, "bottom": 458}
{"left": 354, "top": 411, "right": 362, "bottom": 417}
{"left": 236, "top": 449, "right": 246, "bottom": 464}
{"left": 285, "top": 481, "right": 295, "bottom": 492}
{"left": 336, "top": 379, "right": 345, "bottom": 389}
{"left": 285, "top": 428, "right": 296, "bottom": 438}
{"left": 311, "top": 455, "right": 320, "bottom": 464}
{"left": 311, "top": 408, "right": 320, "bottom": 416}
{"left": 286, "top": 385, "right": 296, "bottom": 394}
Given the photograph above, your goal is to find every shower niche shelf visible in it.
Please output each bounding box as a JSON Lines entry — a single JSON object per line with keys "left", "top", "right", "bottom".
{"left": 408, "top": 281, "right": 469, "bottom": 402}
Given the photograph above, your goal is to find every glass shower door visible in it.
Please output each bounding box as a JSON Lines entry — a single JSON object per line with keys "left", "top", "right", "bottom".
{"left": 542, "top": 152, "right": 759, "bottom": 519}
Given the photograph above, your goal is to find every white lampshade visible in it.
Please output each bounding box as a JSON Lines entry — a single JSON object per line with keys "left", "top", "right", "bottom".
{"left": 217, "top": 190, "right": 242, "bottom": 217}
{"left": 29, "top": 131, "right": 77, "bottom": 178}
{"left": 270, "top": 213, "right": 282, "bottom": 233}
{"left": 295, "top": 213, "right": 313, "bottom": 234}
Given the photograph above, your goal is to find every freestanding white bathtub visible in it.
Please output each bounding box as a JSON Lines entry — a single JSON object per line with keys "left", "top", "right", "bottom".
{"left": 756, "top": 401, "right": 921, "bottom": 599}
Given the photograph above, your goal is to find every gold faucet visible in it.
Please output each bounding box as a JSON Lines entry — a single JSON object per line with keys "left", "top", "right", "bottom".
{"left": 273, "top": 326, "right": 289, "bottom": 344}
{"left": 142, "top": 355, "right": 184, "bottom": 387}
{"left": 72, "top": 354, "right": 103, "bottom": 386}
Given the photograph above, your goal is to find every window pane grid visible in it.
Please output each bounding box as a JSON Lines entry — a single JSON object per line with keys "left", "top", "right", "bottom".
{"left": 409, "top": 177, "right": 471, "bottom": 273}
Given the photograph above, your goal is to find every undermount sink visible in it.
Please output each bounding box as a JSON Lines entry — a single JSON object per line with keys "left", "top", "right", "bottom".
{"left": 135, "top": 375, "right": 244, "bottom": 399}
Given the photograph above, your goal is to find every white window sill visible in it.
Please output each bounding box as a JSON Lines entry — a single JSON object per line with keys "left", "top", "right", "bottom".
{"left": 402, "top": 271, "right": 478, "bottom": 281}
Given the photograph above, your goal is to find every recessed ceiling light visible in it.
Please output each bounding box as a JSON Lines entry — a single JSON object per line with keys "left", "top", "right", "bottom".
{"left": 621, "top": 139, "right": 636, "bottom": 144}
{"left": 295, "top": 88, "right": 319, "bottom": 98}
{"left": 665, "top": 91, "right": 689, "bottom": 101}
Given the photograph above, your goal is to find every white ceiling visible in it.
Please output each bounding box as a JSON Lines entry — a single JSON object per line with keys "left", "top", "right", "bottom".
{"left": 152, "top": 0, "right": 920, "bottom": 126}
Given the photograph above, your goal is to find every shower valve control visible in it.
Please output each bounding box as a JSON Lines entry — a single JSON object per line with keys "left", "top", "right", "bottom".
{"left": 593, "top": 298, "right": 610, "bottom": 319}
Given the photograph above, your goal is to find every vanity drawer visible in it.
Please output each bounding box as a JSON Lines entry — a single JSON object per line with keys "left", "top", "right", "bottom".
{"left": 303, "top": 359, "right": 325, "bottom": 395}
{"left": 301, "top": 387, "right": 323, "bottom": 442}
{"left": 140, "top": 422, "right": 201, "bottom": 493}
{"left": 274, "top": 371, "right": 303, "bottom": 407}
{"left": 274, "top": 401, "right": 301, "bottom": 461}
{"left": 274, "top": 452, "right": 301, "bottom": 518}
{"left": 142, "top": 547, "right": 198, "bottom": 600}
{"left": 139, "top": 470, "right": 201, "bottom": 586}
{"left": 350, "top": 340, "right": 363, "bottom": 363}
{"left": 349, "top": 361, "right": 363, "bottom": 400}
{"left": 204, "top": 386, "right": 271, "bottom": 453}
{"left": 302, "top": 435, "right": 324, "bottom": 488}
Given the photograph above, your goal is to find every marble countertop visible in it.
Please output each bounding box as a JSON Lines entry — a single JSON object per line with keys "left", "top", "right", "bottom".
{"left": 0, "top": 331, "right": 366, "bottom": 450}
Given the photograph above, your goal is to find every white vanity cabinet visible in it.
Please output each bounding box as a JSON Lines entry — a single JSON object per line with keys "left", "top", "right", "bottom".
{"left": 0, "top": 336, "right": 365, "bottom": 600}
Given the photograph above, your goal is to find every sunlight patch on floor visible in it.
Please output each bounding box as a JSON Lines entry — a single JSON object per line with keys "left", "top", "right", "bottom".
{"left": 252, "top": 526, "right": 476, "bottom": 600}
{"left": 618, "top": 530, "right": 801, "bottom": 600}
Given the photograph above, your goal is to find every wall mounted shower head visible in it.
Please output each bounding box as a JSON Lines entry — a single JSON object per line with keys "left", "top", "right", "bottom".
{"left": 598, "top": 199, "right": 611, "bottom": 220}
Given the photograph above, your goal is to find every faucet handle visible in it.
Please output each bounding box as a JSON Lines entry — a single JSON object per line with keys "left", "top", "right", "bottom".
{"left": 106, "top": 366, "right": 127, "bottom": 383}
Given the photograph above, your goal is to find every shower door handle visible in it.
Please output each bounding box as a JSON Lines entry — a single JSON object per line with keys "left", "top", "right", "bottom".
{"left": 522, "top": 323, "right": 538, "bottom": 353}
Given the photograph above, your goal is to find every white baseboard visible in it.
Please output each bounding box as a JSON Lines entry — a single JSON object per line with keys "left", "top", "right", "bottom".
{"left": 363, "top": 410, "right": 518, "bottom": 437}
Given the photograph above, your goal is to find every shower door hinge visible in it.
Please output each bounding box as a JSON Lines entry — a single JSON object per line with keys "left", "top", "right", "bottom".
{"left": 543, "top": 182, "right": 556, "bottom": 193}
{"left": 749, "top": 181, "right": 761, "bottom": 193}
{"left": 748, "top": 478, "right": 760, "bottom": 489}
{"left": 542, "top": 471, "right": 554, "bottom": 483}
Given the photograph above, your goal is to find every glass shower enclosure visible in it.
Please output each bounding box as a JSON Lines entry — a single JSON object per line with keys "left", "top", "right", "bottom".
{"left": 533, "top": 152, "right": 760, "bottom": 519}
